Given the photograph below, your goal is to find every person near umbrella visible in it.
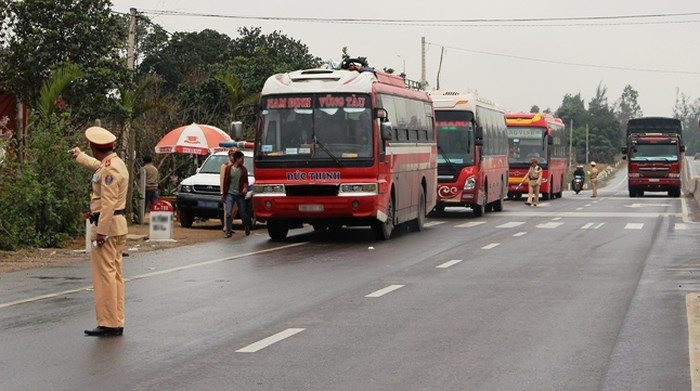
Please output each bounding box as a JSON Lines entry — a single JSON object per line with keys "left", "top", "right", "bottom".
{"left": 221, "top": 149, "right": 250, "bottom": 237}
{"left": 69, "top": 126, "right": 128, "bottom": 337}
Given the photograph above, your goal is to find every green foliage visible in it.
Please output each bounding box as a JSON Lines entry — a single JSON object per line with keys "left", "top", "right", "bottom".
{"left": 530, "top": 105, "right": 540, "bottom": 113}
{"left": 0, "top": 0, "right": 128, "bottom": 124}
{"left": 0, "top": 114, "right": 88, "bottom": 250}
{"left": 37, "top": 63, "right": 83, "bottom": 118}
{"left": 673, "top": 90, "right": 700, "bottom": 154}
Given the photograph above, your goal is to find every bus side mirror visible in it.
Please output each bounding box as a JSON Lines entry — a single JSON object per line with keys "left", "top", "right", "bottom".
{"left": 620, "top": 147, "right": 626, "bottom": 154}
{"left": 474, "top": 125, "right": 484, "bottom": 146}
{"left": 681, "top": 145, "right": 687, "bottom": 153}
{"left": 230, "top": 121, "right": 243, "bottom": 139}
{"left": 381, "top": 122, "right": 393, "bottom": 141}
{"left": 373, "top": 107, "right": 388, "bottom": 120}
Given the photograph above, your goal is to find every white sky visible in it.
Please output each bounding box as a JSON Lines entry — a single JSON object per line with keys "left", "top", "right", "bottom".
{"left": 112, "top": 0, "right": 700, "bottom": 116}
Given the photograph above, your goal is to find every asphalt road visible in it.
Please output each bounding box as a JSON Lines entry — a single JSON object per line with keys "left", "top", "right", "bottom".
{"left": 1, "top": 167, "right": 698, "bottom": 390}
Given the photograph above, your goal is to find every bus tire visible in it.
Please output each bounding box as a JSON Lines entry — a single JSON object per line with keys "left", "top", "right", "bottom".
{"left": 267, "top": 221, "right": 288, "bottom": 241}
{"left": 408, "top": 187, "right": 426, "bottom": 232}
{"left": 374, "top": 196, "right": 395, "bottom": 240}
{"left": 472, "top": 186, "right": 486, "bottom": 217}
{"left": 556, "top": 176, "right": 564, "bottom": 198}
{"left": 629, "top": 187, "right": 637, "bottom": 197}
{"left": 492, "top": 180, "right": 506, "bottom": 212}
{"left": 669, "top": 188, "right": 681, "bottom": 198}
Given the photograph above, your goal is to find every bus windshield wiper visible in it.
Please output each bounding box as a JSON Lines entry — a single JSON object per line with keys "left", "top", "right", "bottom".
{"left": 437, "top": 145, "right": 457, "bottom": 173}
{"left": 313, "top": 135, "right": 343, "bottom": 167}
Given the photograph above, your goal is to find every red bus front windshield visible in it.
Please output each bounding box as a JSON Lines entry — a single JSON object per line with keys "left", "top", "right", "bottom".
{"left": 257, "top": 93, "right": 373, "bottom": 162}
{"left": 507, "top": 127, "right": 546, "bottom": 166}
{"left": 435, "top": 111, "right": 475, "bottom": 166}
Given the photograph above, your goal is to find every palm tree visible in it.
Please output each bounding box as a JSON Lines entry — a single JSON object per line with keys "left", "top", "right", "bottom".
{"left": 213, "top": 73, "right": 259, "bottom": 136}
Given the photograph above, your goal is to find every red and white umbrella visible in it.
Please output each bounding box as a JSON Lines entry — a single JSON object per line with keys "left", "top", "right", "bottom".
{"left": 155, "top": 123, "right": 232, "bottom": 155}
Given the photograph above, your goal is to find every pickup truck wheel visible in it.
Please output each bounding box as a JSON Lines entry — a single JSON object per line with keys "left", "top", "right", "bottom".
{"left": 179, "top": 209, "right": 194, "bottom": 228}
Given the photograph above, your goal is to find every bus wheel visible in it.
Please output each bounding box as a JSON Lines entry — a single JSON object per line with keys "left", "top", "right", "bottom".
{"left": 669, "top": 188, "right": 681, "bottom": 198}
{"left": 267, "top": 221, "right": 289, "bottom": 241}
{"left": 408, "top": 187, "right": 426, "bottom": 232}
{"left": 472, "top": 188, "right": 486, "bottom": 217}
{"left": 374, "top": 196, "right": 395, "bottom": 240}
{"left": 492, "top": 193, "right": 504, "bottom": 212}
{"left": 629, "top": 187, "right": 637, "bottom": 197}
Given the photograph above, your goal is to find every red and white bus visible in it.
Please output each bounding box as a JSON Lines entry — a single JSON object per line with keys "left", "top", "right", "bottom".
{"left": 506, "top": 113, "right": 567, "bottom": 200}
{"left": 429, "top": 91, "right": 509, "bottom": 216}
{"left": 252, "top": 63, "right": 437, "bottom": 240}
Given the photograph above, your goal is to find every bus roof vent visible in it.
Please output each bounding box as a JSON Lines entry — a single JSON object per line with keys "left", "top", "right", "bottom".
{"left": 444, "top": 91, "right": 461, "bottom": 96}
{"left": 300, "top": 69, "right": 335, "bottom": 75}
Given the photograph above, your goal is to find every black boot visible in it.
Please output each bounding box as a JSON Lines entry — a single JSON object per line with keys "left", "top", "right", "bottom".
{"left": 84, "top": 326, "right": 123, "bottom": 337}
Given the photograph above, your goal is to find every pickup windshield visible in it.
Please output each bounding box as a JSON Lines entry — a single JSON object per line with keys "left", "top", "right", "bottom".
{"left": 199, "top": 155, "right": 254, "bottom": 175}
{"left": 630, "top": 144, "right": 678, "bottom": 162}
{"left": 257, "top": 93, "right": 373, "bottom": 161}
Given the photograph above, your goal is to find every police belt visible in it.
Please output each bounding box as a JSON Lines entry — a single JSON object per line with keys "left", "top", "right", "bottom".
{"left": 89, "top": 209, "right": 126, "bottom": 225}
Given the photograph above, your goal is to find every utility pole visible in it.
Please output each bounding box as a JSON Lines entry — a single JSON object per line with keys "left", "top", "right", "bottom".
{"left": 420, "top": 36, "right": 427, "bottom": 90}
{"left": 568, "top": 119, "right": 573, "bottom": 167}
{"left": 125, "top": 8, "right": 139, "bottom": 222}
{"left": 436, "top": 46, "right": 444, "bottom": 90}
{"left": 585, "top": 124, "right": 590, "bottom": 164}
{"left": 126, "top": 8, "right": 137, "bottom": 69}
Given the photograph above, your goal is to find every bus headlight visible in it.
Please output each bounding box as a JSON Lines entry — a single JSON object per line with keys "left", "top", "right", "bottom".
{"left": 253, "top": 184, "right": 285, "bottom": 195}
{"left": 463, "top": 176, "right": 476, "bottom": 191}
{"left": 339, "top": 183, "right": 378, "bottom": 196}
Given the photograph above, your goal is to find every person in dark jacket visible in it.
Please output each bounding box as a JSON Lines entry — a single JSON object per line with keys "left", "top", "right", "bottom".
{"left": 221, "top": 150, "right": 250, "bottom": 237}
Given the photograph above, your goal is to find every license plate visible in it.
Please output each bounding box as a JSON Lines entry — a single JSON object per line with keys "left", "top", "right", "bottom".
{"left": 648, "top": 179, "right": 660, "bottom": 183}
{"left": 199, "top": 200, "right": 219, "bottom": 209}
{"left": 299, "top": 204, "right": 324, "bottom": 212}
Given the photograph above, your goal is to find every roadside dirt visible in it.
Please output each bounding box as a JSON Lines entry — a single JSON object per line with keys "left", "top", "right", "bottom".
{"left": 0, "top": 219, "right": 250, "bottom": 274}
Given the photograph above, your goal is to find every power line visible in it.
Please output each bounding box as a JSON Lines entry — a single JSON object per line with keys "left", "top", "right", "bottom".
{"left": 138, "top": 9, "right": 700, "bottom": 27}
{"left": 427, "top": 42, "right": 700, "bottom": 76}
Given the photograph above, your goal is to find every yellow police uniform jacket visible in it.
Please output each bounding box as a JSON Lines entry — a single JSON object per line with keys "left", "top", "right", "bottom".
{"left": 76, "top": 152, "right": 129, "bottom": 237}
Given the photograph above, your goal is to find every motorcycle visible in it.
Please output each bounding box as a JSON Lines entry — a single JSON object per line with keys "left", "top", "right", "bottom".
{"left": 572, "top": 175, "right": 584, "bottom": 194}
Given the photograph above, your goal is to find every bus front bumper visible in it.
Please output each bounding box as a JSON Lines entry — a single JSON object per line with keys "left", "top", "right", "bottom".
{"left": 629, "top": 177, "right": 680, "bottom": 190}
{"left": 253, "top": 195, "right": 381, "bottom": 222}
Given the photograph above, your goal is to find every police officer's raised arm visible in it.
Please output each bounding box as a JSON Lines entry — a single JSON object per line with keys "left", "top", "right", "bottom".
{"left": 72, "top": 148, "right": 102, "bottom": 171}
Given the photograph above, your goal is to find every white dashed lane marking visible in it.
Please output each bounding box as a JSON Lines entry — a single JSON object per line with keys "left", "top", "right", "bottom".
{"left": 424, "top": 221, "right": 446, "bottom": 227}
{"left": 551, "top": 217, "right": 562, "bottom": 221}
{"left": 496, "top": 221, "right": 525, "bottom": 228}
{"left": 236, "top": 328, "right": 306, "bottom": 353}
{"left": 675, "top": 223, "right": 688, "bottom": 230}
{"left": 624, "top": 223, "right": 644, "bottom": 230}
{"left": 594, "top": 223, "right": 605, "bottom": 229}
{"left": 436, "top": 259, "right": 463, "bottom": 269}
{"left": 536, "top": 222, "right": 564, "bottom": 229}
{"left": 581, "top": 222, "right": 605, "bottom": 230}
{"left": 365, "top": 284, "right": 405, "bottom": 298}
{"left": 576, "top": 207, "right": 583, "bottom": 210}
{"left": 481, "top": 243, "right": 501, "bottom": 250}
{"left": 581, "top": 223, "right": 594, "bottom": 230}
{"left": 513, "top": 231, "right": 527, "bottom": 237}
{"left": 455, "top": 221, "right": 486, "bottom": 228}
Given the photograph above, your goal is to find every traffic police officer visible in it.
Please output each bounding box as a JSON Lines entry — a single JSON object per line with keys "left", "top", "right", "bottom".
{"left": 70, "top": 127, "right": 129, "bottom": 337}
{"left": 589, "top": 161, "right": 599, "bottom": 197}
{"left": 520, "top": 156, "right": 543, "bottom": 206}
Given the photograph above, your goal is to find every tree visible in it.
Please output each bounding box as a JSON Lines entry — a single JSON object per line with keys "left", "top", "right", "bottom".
{"left": 530, "top": 105, "right": 540, "bottom": 113}
{"left": 673, "top": 89, "right": 700, "bottom": 154}
{"left": 0, "top": 0, "right": 129, "bottom": 124}
{"left": 587, "top": 83, "right": 622, "bottom": 162}
{"left": 615, "top": 84, "right": 643, "bottom": 145}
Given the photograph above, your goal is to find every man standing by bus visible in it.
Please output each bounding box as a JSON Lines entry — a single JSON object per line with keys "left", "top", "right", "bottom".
{"left": 70, "top": 126, "right": 128, "bottom": 337}
{"left": 589, "top": 161, "right": 599, "bottom": 197}
{"left": 520, "top": 157, "right": 543, "bottom": 206}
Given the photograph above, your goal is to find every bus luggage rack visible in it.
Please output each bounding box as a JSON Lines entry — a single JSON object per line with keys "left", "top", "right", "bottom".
{"left": 285, "top": 185, "right": 339, "bottom": 197}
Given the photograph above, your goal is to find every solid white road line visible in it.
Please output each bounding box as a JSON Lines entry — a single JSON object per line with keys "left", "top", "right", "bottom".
{"left": 236, "top": 328, "right": 306, "bottom": 353}
{"left": 496, "top": 221, "right": 525, "bottom": 228}
{"left": 424, "top": 221, "right": 446, "bottom": 227}
{"left": 581, "top": 223, "right": 594, "bottom": 230}
{"left": 513, "top": 231, "right": 527, "bottom": 237}
{"left": 624, "top": 223, "right": 645, "bottom": 230}
{"left": 365, "top": 284, "right": 405, "bottom": 298}
{"left": 436, "top": 259, "right": 463, "bottom": 269}
{"left": 0, "top": 242, "right": 310, "bottom": 310}
{"left": 481, "top": 243, "right": 501, "bottom": 250}
{"left": 499, "top": 211, "right": 680, "bottom": 218}
{"left": 536, "top": 222, "right": 564, "bottom": 229}
{"left": 594, "top": 223, "right": 605, "bottom": 229}
{"left": 455, "top": 221, "right": 486, "bottom": 228}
